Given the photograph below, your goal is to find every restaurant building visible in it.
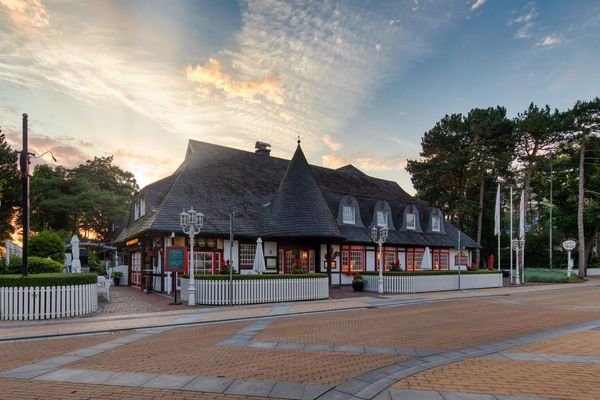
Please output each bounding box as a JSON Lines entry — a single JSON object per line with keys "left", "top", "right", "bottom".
{"left": 114, "top": 139, "right": 479, "bottom": 290}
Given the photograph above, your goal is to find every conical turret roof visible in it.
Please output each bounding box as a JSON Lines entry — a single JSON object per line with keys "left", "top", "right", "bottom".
{"left": 263, "top": 143, "right": 343, "bottom": 238}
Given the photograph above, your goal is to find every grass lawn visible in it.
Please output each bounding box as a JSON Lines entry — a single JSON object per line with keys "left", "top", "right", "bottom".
{"left": 524, "top": 268, "right": 581, "bottom": 283}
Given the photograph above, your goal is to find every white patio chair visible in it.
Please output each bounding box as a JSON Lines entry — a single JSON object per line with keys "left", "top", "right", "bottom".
{"left": 97, "top": 276, "right": 111, "bottom": 301}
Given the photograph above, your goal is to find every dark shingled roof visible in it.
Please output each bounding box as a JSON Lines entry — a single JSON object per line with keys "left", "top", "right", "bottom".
{"left": 262, "top": 145, "right": 343, "bottom": 238}
{"left": 115, "top": 139, "right": 479, "bottom": 249}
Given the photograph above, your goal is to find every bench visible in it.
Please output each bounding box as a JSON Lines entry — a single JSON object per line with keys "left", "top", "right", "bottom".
{"left": 97, "top": 276, "right": 111, "bottom": 301}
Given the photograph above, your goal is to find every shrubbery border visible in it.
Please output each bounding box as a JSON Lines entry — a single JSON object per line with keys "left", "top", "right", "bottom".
{"left": 0, "top": 273, "right": 98, "bottom": 287}
{"left": 361, "top": 270, "right": 500, "bottom": 277}
{"left": 183, "top": 273, "right": 327, "bottom": 281}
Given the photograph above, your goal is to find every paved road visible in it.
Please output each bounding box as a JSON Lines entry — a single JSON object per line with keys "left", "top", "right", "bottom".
{"left": 1, "top": 281, "right": 600, "bottom": 399}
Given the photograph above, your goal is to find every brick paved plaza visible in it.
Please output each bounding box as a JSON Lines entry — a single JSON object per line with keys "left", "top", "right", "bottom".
{"left": 2, "top": 282, "right": 600, "bottom": 399}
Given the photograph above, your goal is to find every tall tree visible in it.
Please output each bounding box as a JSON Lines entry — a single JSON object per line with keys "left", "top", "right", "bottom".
{"left": 570, "top": 98, "right": 600, "bottom": 276}
{"left": 0, "top": 129, "right": 20, "bottom": 241}
{"left": 465, "top": 107, "right": 515, "bottom": 266}
{"left": 407, "top": 114, "right": 475, "bottom": 229}
{"left": 29, "top": 156, "right": 138, "bottom": 241}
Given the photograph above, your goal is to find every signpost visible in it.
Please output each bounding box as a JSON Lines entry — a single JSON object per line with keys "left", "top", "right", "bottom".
{"left": 562, "top": 239, "right": 577, "bottom": 277}
{"left": 166, "top": 245, "right": 187, "bottom": 305}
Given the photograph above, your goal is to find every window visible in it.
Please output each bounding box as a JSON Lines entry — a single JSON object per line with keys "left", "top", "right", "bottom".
{"left": 376, "top": 247, "right": 398, "bottom": 271}
{"left": 431, "top": 215, "right": 441, "bottom": 232}
{"left": 342, "top": 205, "right": 356, "bottom": 224}
{"left": 376, "top": 211, "right": 387, "bottom": 227}
{"left": 406, "top": 213, "right": 416, "bottom": 230}
{"left": 239, "top": 244, "right": 256, "bottom": 268}
{"left": 192, "top": 251, "right": 214, "bottom": 275}
{"left": 405, "top": 248, "right": 424, "bottom": 271}
{"left": 341, "top": 245, "right": 365, "bottom": 272}
{"left": 133, "top": 197, "right": 146, "bottom": 220}
{"left": 432, "top": 249, "right": 450, "bottom": 270}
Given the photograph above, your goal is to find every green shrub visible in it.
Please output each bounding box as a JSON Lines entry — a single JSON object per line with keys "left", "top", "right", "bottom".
{"left": 524, "top": 268, "right": 580, "bottom": 283}
{"left": 7, "top": 256, "right": 63, "bottom": 274}
{"left": 29, "top": 231, "right": 65, "bottom": 262}
{"left": 220, "top": 263, "right": 231, "bottom": 275}
{"left": 87, "top": 251, "right": 105, "bottom": 275}
{"left": 362, "top": 270, "right": 499, "bottom": 276}
{"left": 183, "top": 273, "right": 327, "bottom": 280}
{"left": 0, "top": 273, "right": 98, "bottom": 287}
{"left": 353, "top": 274, "right": 364, "bottom": 282}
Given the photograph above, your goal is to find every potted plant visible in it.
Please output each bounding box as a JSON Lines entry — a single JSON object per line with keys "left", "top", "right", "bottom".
{"left": 352, "top": 274, "right": 365, "bottom": 291}
{"left": 111, "top": 271, "right": 123, "bottom": 286}
{"left": 390, "top": 260, "right": 400, "bottom": 272}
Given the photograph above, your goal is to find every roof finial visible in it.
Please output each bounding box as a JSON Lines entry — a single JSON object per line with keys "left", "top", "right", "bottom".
{"left": 297, "top": 135, "right": 301, "bottom": 145}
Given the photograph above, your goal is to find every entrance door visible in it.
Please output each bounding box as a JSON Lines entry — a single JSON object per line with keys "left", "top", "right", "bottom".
{"left": 131, "top": 252, "right": 142, "bottom": 287}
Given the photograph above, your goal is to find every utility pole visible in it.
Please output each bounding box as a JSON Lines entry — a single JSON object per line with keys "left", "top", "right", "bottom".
{"left": 549, "top": 159, "right": 553, "bottom": 269}
{"left": 19, "top": 114, "right": 29, "bottom": 277}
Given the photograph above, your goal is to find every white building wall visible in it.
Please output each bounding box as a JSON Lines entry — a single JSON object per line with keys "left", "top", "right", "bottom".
{"left": 223, "top": 240, "right": 239, "bottom": 271}
{"left": 263, "top": 241, "right": 277, "bottom": 258}
{"left": 366, "top": 250, "right": 375, "bottom": 271}
{"left": 398, "top": 250, "right": 406, "bottom": 270}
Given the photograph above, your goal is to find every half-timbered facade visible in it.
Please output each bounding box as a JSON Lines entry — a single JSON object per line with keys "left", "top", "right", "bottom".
{"left": 114, "top": 139, "right": 479, "bottom": 289}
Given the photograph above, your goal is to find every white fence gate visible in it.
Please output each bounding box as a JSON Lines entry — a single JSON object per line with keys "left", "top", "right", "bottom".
{"left": 181, "top": 277, "right": 329, "bottom": 305}
{"left": 364, "top": 273, "right": 502, "bottom": 294}
{"left": 0, "top": 284, "right": 98, "bottom": 320}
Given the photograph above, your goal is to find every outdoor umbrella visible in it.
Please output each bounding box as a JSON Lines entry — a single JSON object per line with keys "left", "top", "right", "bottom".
{"left": 421, "top": 247, "right": 432, "bottom": 270}
{"left": 252, "top": 237, "right": 266, "bottom": 274}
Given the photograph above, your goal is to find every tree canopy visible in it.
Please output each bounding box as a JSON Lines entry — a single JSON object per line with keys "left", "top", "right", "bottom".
{"left": 407, "top": 97, "right": 600, "bottom": 272}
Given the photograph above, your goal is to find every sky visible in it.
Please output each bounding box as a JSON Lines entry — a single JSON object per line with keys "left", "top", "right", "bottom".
{"left": 0, "top": 0, "right": 599, "bottom": 193}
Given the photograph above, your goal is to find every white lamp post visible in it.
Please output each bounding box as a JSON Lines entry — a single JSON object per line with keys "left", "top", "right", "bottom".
{"left": 180, "top": 208, "right": 204, "bottom": 306}
{"left": 512, "top": 238, "right": 524, "bottom": 285}
{"left": 371, "top": 226, "right": 388, "bottom": 294}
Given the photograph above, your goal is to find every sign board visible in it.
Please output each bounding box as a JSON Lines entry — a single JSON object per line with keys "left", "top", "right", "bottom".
{"left": 562, "top": 239, "right": 577, "bottom": 251}
{"left": 165, "top": 246, "right": 187, "bottom": 272}
{"left": 126, "top": 238, "right": 139, "bottom": 246}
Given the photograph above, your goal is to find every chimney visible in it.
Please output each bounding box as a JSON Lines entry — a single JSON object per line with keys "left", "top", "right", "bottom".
{"left": 254, "top": 141, "right": 271, "bottom": 156}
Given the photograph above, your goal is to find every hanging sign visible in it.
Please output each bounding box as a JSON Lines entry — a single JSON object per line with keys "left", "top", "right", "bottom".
{"left": 165, "top": 245, "right": 187, "bottom": 272}
{"left": 562, "top": 239, "right": 577, "bottom": 251}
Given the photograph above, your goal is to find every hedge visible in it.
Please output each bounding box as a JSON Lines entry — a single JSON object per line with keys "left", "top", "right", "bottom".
{"left": 6, "top": 256, "right": 63, "bottom": 274}
{"left": 362, "top": 270, "right": 500, "bottom": 277}
{"left": 0, "top": 273, "right": 98, "bottom": 287}
{"left": 182, "top": 273, "right": 328, "bottom": 281}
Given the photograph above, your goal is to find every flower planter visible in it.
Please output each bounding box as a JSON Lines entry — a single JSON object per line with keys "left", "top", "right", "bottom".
{"left": 352, "top": 280, "right": 364, "bottom": 291}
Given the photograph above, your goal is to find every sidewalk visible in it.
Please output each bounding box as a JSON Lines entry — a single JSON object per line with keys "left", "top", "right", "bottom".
{"left": 1, "top": 279, "right": 598, "bottom": 341}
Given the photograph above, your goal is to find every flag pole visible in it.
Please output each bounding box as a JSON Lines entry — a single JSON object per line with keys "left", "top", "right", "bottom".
{"left": 510, "top": 185, "right": 513, "bottom": 284}
{"left": 496, "top": 184, "right": 501, "bottom": 271}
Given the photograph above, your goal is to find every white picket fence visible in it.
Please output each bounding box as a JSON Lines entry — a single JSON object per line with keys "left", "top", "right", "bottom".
{"left": 0, "top": 284, "right": 98, "bottom": 321}
{"left": 364, "top": 273, "right": 502, "bottom": 294}
{"left": 181, "top": 277, "right": 329, "bottom": 305}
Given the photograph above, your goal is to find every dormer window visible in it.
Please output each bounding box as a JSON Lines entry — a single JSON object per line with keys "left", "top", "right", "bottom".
{"left": 377, "top": 210, "right": 387, "bottom": 227}
{"left": 134, "top": 197, "right": 146, "bottom": 220}
{"left": 432, "top": 215, "right": 441, "bottom": 232}
{"left": 406, "top": 212, "right": 416, "bottom": 230}
{"left": 343, "top": 205, "right": 356, "bottom": 224}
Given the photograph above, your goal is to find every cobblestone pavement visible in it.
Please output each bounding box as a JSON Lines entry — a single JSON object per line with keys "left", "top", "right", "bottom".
{"left": 2, "top": 282, "right": 600, "bottom": 399}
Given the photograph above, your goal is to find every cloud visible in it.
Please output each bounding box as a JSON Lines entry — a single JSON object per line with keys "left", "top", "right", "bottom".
{"left": 510, "top": 3, "right": 538, "bottom": 40}
{"left": 470, "top": 0, "right": 486, "bottom": 11}
{"left": 537, "top": 34, "right": 562, "bottom": 47}
{"left": 0, "top": 0, "right": 49, "bottom": 28}
{"left": 322, "top": 153, "right": 347, "bottom": 169}
{"left": 322, "top": 134, "right": 343, "bottom": 151}
{"left": 186, "top": 58, "right": 284, "bottom": 105}
{"left": 322, "top": 152, "right": 406, "bottom": 172}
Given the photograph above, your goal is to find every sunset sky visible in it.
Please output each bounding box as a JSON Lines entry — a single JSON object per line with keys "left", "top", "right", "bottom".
{"left": 1, "top": 0, "right": 599, "bottom": 192}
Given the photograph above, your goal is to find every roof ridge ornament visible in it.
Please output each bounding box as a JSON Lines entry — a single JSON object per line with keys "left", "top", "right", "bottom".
{"left": 297, "top": 135, "right": 301, "bottom": 145}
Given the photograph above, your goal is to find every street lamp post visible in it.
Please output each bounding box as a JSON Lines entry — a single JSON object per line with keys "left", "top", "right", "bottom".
{"left": 512, "top": 239, "right": 524, "bottom": 285}
{"left": 180, "top": 208, "right": 204, "bottom": 306}
{"left": 371, "top": 226, "right": 388, "bottom": 294}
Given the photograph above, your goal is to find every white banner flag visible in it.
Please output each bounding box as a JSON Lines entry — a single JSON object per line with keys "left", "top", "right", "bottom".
{"left": 519, "top": 190, "right": 525, "bottom": 239}
{"left": 494, "top": 184, "right": 501, "bottom": 236}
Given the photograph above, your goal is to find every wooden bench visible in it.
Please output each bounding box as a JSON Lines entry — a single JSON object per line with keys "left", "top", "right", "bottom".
{"left": 97, "top": 276, "right": 111, "bottom": 301}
